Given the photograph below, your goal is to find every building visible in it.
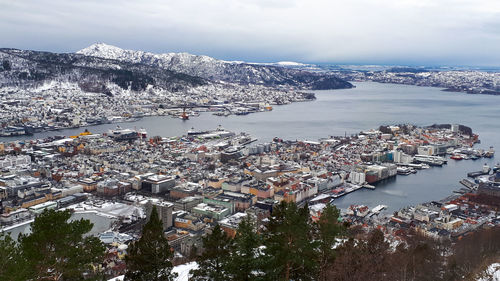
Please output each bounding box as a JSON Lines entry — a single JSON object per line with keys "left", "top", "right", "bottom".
{"left": 174, "top": 213, "right": 205, "bottom": 231}
{"left": 97, "top": 179, "right": 131, "bottom": 197}
{"left": 219, "top": 212, "right": 248, "bottom": 238}
{"left": 0, "top": 155, "right": 31, "bottom": 168}
{"left": 141, "top": 175, "right": 175, "bottom": 194}
{"left": 222, "top": 191, "right": 256, "bottom": 211}
{"left": 192, "top": 203, "right": 230, "bottom": 220}
{"left": 170, "top": 183, "right": 200, "bottom": 199}
{"left": 220, "top": 149, "right": 241, "bottom": 163}
{"left": 0, "top": 176, "right": 44, "bottom": 198}
{"left": 28, "top": 201, "right": 57, "bottom": 214}
{"left": 203, "top": 196, "right": 235, "bottom": 214}
{"left": 241, "top": 181, "right": 274, "bottom": 199}
{"left": 0, "top": 186, "right": 7, "bottom": 200}
{"left": 478, "top": 182, "right": 500, "bottom": 198}
{"left": 145, "top": 200, "right": 174, "bottom": 230}
{"left": 0, "top": 208, "right": 30, "bottom": 225}
{"left": 78, "top": 178, "right": 97, "bottom": 192}
{"left": 417, "top": 145, "right": 434, "bottom": 156}
{"left": 173, "top": 196, "right": 203, "bottom": 212}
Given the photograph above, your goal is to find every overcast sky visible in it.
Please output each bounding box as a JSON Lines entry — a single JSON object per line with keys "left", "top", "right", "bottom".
{"left": 1, "top": 0, "right": 499, "bottom": 65}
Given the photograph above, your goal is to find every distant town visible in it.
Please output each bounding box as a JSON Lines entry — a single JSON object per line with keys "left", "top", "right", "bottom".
{"left": 0, "top": 82, "right": 313, "bottom": 136}
{"left": 0, "top": 122, "right": 499, "bottom": 278}
{"left": 332, "top": 68, "right": 500, "bottom": 95}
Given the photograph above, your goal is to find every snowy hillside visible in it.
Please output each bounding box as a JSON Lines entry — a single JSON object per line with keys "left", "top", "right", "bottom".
{"left": 78, "top": 43, "right": 352, "bottom": 90}
{"left": 0, "top": 47, "right": 207, "bottom": 93}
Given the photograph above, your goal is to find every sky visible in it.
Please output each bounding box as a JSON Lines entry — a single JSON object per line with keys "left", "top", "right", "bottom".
{"left": 1, "top": 0, "right": 500, "bottom": 66}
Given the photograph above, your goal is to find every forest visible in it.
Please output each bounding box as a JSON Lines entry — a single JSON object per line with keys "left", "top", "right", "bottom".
{"left": 1, "top": 202, "right": 499, "bottom": 281}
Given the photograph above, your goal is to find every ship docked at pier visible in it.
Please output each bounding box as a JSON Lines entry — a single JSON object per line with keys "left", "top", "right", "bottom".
{"left": 108, "top": 126, "right": 147, "bottom": 141}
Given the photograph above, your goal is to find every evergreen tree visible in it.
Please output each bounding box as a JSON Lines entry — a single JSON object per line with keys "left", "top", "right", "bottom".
{"left": 262, "top": 201, "right": 318, "bottom": 281}
{"left": 125, "top": 205, "right": 176, "bottom": 281}
{"left": 19, "top": 209, "right": 105, "bottom": 281}
{"left": 0, "top": 232, "right": 29, "bottom": 281}
{"left": 227, "top": 216, "right": 263, "bottom": 281}
{"left": 2, "top": 60, "right": 11, "bottom": 71}
{"left": 316, "top": 204, "right": 344, "bottom": 281}
{"left": 191, "top": 224, "right": 232, "bottom": 281}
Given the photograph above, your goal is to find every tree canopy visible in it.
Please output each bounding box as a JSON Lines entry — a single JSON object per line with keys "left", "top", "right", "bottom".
{"left": 125, "top": 205, "right": 177, "bottom": 281}
{"left": 18, "top": 209, "right": 105, "bottom": 281}
{"left": 262, "top": 201, "right": 318, "bottom": 281}
{"left": 191, "top": 224, "right": 232, "bottom": 281}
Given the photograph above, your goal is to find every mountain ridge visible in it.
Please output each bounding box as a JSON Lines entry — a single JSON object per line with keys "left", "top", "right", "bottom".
{"left": 77, "top": 43, "right": 353, "bottom": 90}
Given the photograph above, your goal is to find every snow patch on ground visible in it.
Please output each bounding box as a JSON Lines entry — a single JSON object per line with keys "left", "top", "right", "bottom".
{"left": 107, "top": 262, "right": 198, "bottom": 281}
{"left": 67, "top": 201, "right": 143, "bottom": 219}
{"left": 173, "top": 262, "right": 199, "bottom": 281}
{"left": 478, "top": 263, "right": 500, "bottom": 281}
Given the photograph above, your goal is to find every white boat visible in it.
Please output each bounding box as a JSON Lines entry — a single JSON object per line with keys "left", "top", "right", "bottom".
{"left": 371, "top": 205, "right": 387, "bottom": 214}
{"left": 363, "top": 183, "right": 376, "bottom": 190}
{"left": 397, "top": 167, "right": 413, "bottom": 175}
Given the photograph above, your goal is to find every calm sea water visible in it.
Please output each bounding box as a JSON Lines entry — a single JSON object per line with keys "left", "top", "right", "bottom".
{"left": 4, "top": 82, "right": 500, "bottom": 213}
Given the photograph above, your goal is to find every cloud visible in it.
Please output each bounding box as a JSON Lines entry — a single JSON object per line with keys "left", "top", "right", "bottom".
{"left": 0, "top": 0, "right": 499, "bottom": 65}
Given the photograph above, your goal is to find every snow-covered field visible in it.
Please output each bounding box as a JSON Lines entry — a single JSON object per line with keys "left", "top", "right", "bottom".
{"left": 68, "top": 201, "right": 144, "bottom": 220}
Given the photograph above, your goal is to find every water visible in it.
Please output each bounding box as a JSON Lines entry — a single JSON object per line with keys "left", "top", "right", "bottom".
{"left": 4, "top": 82, "right": 500, "bottom": 212}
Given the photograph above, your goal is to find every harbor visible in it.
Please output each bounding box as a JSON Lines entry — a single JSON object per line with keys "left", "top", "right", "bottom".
{"left": 0, "top": 87, "right": 499, "bottom": 278}
{"left": 1, "top": 82, "right": 499, "bottom": 214}
{"left": 0, "top": 121, "right": 495, "bottom": 234}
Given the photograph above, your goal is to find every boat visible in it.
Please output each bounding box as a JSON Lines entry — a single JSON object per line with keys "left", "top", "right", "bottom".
{"left": 0, "top": 126, "right": 28, "bottom": 137}
{"left": 371, "top": 205, "right": 387, "bottom": 214}
{"left": 459, "top": 178, "right": 478, "bottom": 190}
{"left": 180, "top": 112, "right": 189, "bottom": 120}
{"left": 407, "top": 163, "right": 430, "bottom": 169}
{"left": 467, "top": 164, "right": 491, "bottom": 178}
{"left": 407, "top": 163, "right": 426, "bottom": 169}
{"left": 413, "top": 155, "right": 445, "bottom": 166}
{"left": 79, "top": 129, "right": 92, "bottom": 136}
{"left": 187, "top": 127, "right": 209, "bottom": 136}
{"left": 397, "top": 167, "right": 414, "bottom": 175}
{"left": 235, "top": 110, "right": 250, "bottom": 115}
{"left": 180, "top": 106, "right": 189, "bottom": 120}
{"left": 451, "top": 154, "right": 464, "bottom": 160}
{"left": 363, "top": 183, "right": 376, "bottom": 190}
{"left": 109, "top": 126, "right": 139, "bottom": 141}
{"left": 484, "top": 147, "right": 495, "bottom": 158}
{"left": 493, "top": 163, "right": 500, "bottom": 172}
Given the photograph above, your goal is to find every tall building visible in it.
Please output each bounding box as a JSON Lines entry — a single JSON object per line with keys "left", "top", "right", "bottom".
{"left": 145, "top": 200, "right": 174, "bottom": 231}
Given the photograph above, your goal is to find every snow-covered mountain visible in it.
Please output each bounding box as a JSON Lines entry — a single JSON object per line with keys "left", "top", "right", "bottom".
{"left": 0, "top": 47, "right": 207, "bottom": 92}
{"left": 77, "top": 43, "right": 352, "bottom": 90}
{"left": 0, "top": 43, "right": 351, "bottom": 104}
{"left": 0, "top": 47, "right": 317, "bottom": 109}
